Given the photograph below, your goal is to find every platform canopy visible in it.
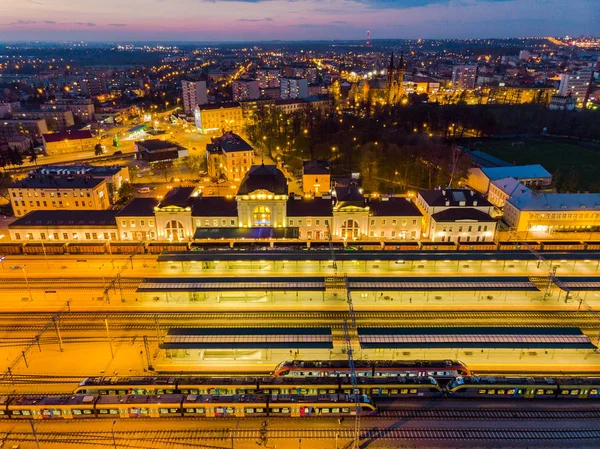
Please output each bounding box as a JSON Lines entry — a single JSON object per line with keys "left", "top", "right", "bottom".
{"left": 358, "top": 327, "right": 596, "bottom": 349}
{"left": 160, "top": 327, "right": 333, "bottom": 349}
{"left": 138, "top": 277, "right": 325, "bottom": 292}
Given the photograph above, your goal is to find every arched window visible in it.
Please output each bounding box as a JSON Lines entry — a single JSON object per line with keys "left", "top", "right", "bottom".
{"left": 341, "top": 219, "right": 360, "bottom": 240}
{"left": 165, "top": 220, "right": 185, "bottom": 240}
{"left": 253, "top": 205, "right": 271, "bottom": 226}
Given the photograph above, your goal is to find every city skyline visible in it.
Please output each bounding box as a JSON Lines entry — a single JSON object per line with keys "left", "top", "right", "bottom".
{"left": 0, "top": 0, "right": 598, "bottom": 42}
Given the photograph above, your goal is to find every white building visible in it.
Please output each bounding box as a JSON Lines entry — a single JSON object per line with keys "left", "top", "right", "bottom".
{"left": 452, "top": 65, "right": 478, "bottom": 90}
{"left": 232, "top": 79, "right": 260, "bottom": 101}
{"left": 256, "top": 68, "right": 280, "bottom": 88}
{"left": 416, "top": 189, "right": 497, "bottom": 242}
{"left": 467, "top": 165, "right": 552, "bottom": 197}
{"left": 558, "top": 71, "right": 594, "bottom": 103}
{"left": 280, "top": 77, "right": 308, "bottom": 100}
{"left": 181, "top": 80, "right": 208, "bottom": 114}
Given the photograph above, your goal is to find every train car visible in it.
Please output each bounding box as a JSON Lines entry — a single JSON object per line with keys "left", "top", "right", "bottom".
{"left": 541, "top": 241, "right": 586, "bottom": 251}
{"left": 555, "top": 377, "right": 600, "bottom": 399}
{"left": 0, "top": 243, "right": 23, "bottom": 255}
{"left": 177, "top": 376, "right": 259, "bottom": 395}
{"left": 8, "top": 395, "right": 97, "bottom": 420}
{"left": 457, "top": 243, "right": 498, "bottom": 251}
{"left": 349, "top": 376, "right": 443, "bottom": 398}
{"left": 108, "top": 242, "right": 145, "bottom": 254}
{"left": 383, "top": 242, "right": 420, "bottom": 251}
{"left": 272, "top": 360, "right": 470, "bottom": 377}
{"left": 584, "top": 242, "right": 600, "bottom": 251}
{"left": 66, "top": 242, "right": 108, "bottom": 254}
{"left": 498, "top": 242, "right": 542, "bottom": 251}
{"left": 259, "top": 377, "right": 340, "bottom": 395}
{"left": 147, "top": 242, "right": 189, "bottom": 253}
{"left": 94, "top": 394, "right": 182, "bottom": 418}
{"left": 23, "top": 242, "right": 66, "bottom": 255}
{"left": 446, "top": 376, "right": 559, "bottom": 399}
{"left": 75, "top": 376, "right": 177, "bottom": 395}
{"left": 182, "top": 394, "right": 267, "bottom": 418}
{"left": 420, "top": 242, "right": 457, "bottom": 251}
{"left": 0, "top": 396, "right": 10, "bottom": 419}
{"left": 268, "top": 394, "right": 376, "bottom": 417}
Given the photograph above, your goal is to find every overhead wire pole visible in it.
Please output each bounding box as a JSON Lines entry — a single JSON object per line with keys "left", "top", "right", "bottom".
{"left": 344, "top": 274, "right": 361, "bottom": 449}
{"left": 103, "top": 241, "right": 146, "bottom": 302}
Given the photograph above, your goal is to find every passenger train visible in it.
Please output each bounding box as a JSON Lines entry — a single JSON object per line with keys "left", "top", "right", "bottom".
{"left": 271, "top": 359, "right": 470, "bottom": 377}
{"left": 0, "top": 394, "right": 375, "bottom": 420}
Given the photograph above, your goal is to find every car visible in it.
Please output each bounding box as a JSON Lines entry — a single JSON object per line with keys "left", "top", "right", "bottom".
{"left": 137, "top": 187, "right": 151, "bottom": 194}
{"left": 137, "top": 173, "right": 143, "bottom": 178}
{"left": 114, "top": 150, "right": 123, "bottom": 156}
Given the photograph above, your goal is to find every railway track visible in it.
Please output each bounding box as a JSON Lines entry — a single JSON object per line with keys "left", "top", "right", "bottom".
{"left": 2, "top": 426, "right": 600, "bottom": 446}
{"left": 0, "top": 310, "right": 598, "bottom": 321}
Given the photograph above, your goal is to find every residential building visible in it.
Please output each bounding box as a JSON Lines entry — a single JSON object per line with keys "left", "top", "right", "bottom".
{"left": 417, "top": 189, "right": 496, "bottom": 242}
{"left": 467, "top": 165, "right": 552, "bottom": 196}
{"left": 232, "top": 79, "right": 260, "bottom": 101}
{"left": 40, "top": 98, "right": 95, "bottom": 123}
{"left": 9, "top": 175, "right": 110, "bottom": 217}
{"left": 33, "top": 165, "right": 130, "bottom": 203}
{"left": 135, "top": 140, "right": 189, "bottom": 164}
{"left": 558, "top": 71, "right": 595, "bottom": 103}
{"left": 503, "top": 192, "right": 600, "bottom": 235}
{"left": 194, "top": 103, "right": 244, "bottom": 134}
{"left": 0, "top": 119, "right": 48, "bottom": 139}
{"left": 549, "top": 94, "right": 577, "bottom": 111}
{"left": 42, "top": 130, "right": 96, "bottom": 155}
{"left": 206, "top": 132, "right": 255, "bottom": 182}
{"left": 256, "top": 68, "right": 281, "bottom": 88}
{"left": 452, "top": 65, "right": 478, "bottom": 90}
{"left": 13, "top": 110, "right": 74, "bottom": 132}
{"left": 117, "top": 197, "right": 159, "bottom": 241}
{"left": 8, "top": 210, "right": 118, "bottom": 242}
{"left": 302, "top": 160, "right": 330, "bottom": 196}
{"left": 181, "top": 80, "right": 208, "bottom": 114}
{"left": 280, "top": 77, "right": 308, "bottom": 100}
{"left": 79, "top": 78, "right": 108, "bottom": 97}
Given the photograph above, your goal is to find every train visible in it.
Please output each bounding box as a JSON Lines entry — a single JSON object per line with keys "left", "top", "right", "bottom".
{"left": 0, "top": 393, "right": 375, "bottom": 420}
{"left": 271, "top": 359, "right": 470, "bottom": 377}
{"left": 0, "top": 239, "right": 597, "bottom": 255}
{"left": 75, "top": 375, "right": 444, "bottom": 399}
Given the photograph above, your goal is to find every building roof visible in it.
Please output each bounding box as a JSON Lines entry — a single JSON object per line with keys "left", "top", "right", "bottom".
{"left": 158, "top": 186, "right": 197, "bottom": 208}
{"left": 369, "top": 197, "right": 423, "bottom": 217}
{"left": 467, "top": 150, "right": 510, "bottom": 168}
{"left": 198, "top": 102, "right": 241, "bottom": 111}
{"left": 35, "top": 165, "right": 125, "bottom": 177}
{"left": 10, "top": 175, "right": 105, "bottom": 190}
{"left": 419, "top": 189, "right": 491, "bottom": 208}
{"left": 10, "top": 210, "right": 118, "bottom": 228}
{"left": 117, "top": 197, "right": 159, "bottom": 217}
{"left": 136, "top": 140, "right": 179, "bottom": 152}
{"left": 191, "top": 197, "right": 238, "bottom": 217}
{"left": 42, "top": 130, "right": 93, "bottom": 143}
{"left": 431, "top": 208, "right": 495, "bottom": 222}
{"left": 206, "top": 132, "right": 253, "bottom": 154}
{"left": 237, "top": 164, "right": 288, "bottom": 195}
{"left": 507, "top": 192, "right": 600, "bottom": 212}
{"left": 334, "top": 183, "right": 364, "bottom": 206}
{"left": 481, "top": 164, "right": 552, "bottom": 181}
{"left": 490, "top": 177, "right": 533, "bottom": 198}
{"left": 286, "top": 197, "right": 333, "bottom": 217}
{"left": 303, "top": 160, "right": 330, "bottom": 175}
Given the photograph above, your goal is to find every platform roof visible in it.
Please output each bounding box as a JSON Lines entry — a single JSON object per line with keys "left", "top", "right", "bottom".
{"left": 358, "top": 327, "right": 595, "bottom": 349}
{"left": 156, "top": 250, "right": 600, "bottom": 263}
{"left": 554, "top": 277, "right": 600, "bottom": 291}
{"left": 160, "top": 327, "right": 333, "bottom": 349}
{"left": 349, "top": 276, "right": 537, "bottom": 291}
{"left": 138, "top": 277, "right": 325, "bottom": 292}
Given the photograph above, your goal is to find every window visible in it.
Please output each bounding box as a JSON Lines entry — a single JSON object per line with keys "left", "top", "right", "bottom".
{"left": 468, "top": 226, "right": 472, "bottom": 232}
{"left": 130, "top": 220, "right": 136, "bottom": 228}
{"left": 289, "top": 220, "right": 294, "bottom": 226}
{"left": 316, "top": 219, "right": 320, "bottom": 226}
{"left": 36, "top": 201, "right": 40, "bottom": 207}
{"left": 391, "top": 230, "right": 396, "bottom": 237}
{"left": 92, "top": 233, "right": 97, "bottom": 239}
{"left": 341, "top": 219, "right": 360, "bottom": 240}
{"left": 412, "top": 220, "right": 417, "bottom": 225}
{"left": 75, "top": 201, "right": 79, "bottom": 207}
{"left": 121, "top": 220, "right": 127, "bottom": 227}
{"left": 104, "top": 233, "right": 109, "bottom": 239}
{"left": 380, "top": 231, "right": 385, "bottom": 237}
{"left": 149, "top": 221, "right": 154, "bottom": 227}
{"left": 307, "top": 219, "right": 312, "bottom": 227}
{"left": 369, "top": 231, "right": 374, "bottom": 237}
{"left": 213, "top": 220, "right": 218, "bottom": 227}
{"left": 325, "top": 220, "right": 329, "bottom": 225}
{"left": 43, "top": 201, "right": 47, "bottom": 207}
{"left": 111, "top": 233, "right": 117, "bottom": 240}
{"left": 165, "top": 220, "right": 185, "bottom": 240}
{"left": 221, "top": 219, "right": 226, "bottom": 226}
{"left": 53, "top": 233, "right": 58, "bottom": 239}
{"left": 478, "top": 226, "right": 482, "bottom": 232}
{"left": 253, "top": 205, "right": 271, "bottom": 226}
{"left": 230, "top": 219, "right": 235, "bottom": 226}
{"left": 458, "top": 226, "right": 463, "bottom": 232}
{"left": 40, "top": 233, "right": 46, "bottom": 239}
{"left": 483, "top": 225, "right": 488, "bottom": 231}
{"left": 382, "top": 219, "right": 386, "bottom": 226}
{"left": 85, "top": 233, "right": 91, "bottom": 240}
{"left": 204, "top": 220, "right": 209, "bottom": 226}
{"left": 140, "top": 220, "right": 145, "bottom": 227}
{"left": 298, "top": 220, "right": 303, "bottom": 226}
{"left": 370, "top": 219, "right": 375, "bottom": 226}
{"left": 63, "top": 233, "right": 68, "bottom": 240}
{"left": 392, "top": 220, "right": 397, "bottom": 226}
{"left": 15, "top": 233, "right": 21, "bottom": 240}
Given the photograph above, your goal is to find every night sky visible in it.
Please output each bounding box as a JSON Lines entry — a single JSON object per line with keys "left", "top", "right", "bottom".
{"left": 0, "top": 0, "right": 598, "bottom": 42}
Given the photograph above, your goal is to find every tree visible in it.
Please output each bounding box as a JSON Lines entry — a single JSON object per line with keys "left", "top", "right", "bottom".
{"left": 184, "top": 155, "right": 203, "bottom": 178}
{"left": 118, "top": 182, "right": 136, "bottom": 202}
{"left": 95, "top": 143, "right": 105, "bottom": 155}
{"left": 359, "top": 143, "right": 380, "bottom": 193}
{"left": 154, "top": 160, "right": 173, "bottom": 181}
{"left": 0, "top": 172, "right": 12, "bottom": 202}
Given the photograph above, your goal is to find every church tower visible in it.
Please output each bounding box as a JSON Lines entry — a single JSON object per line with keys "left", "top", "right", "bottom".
{"left": 386, "top": 52, "right": 398, "bottom": 104}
